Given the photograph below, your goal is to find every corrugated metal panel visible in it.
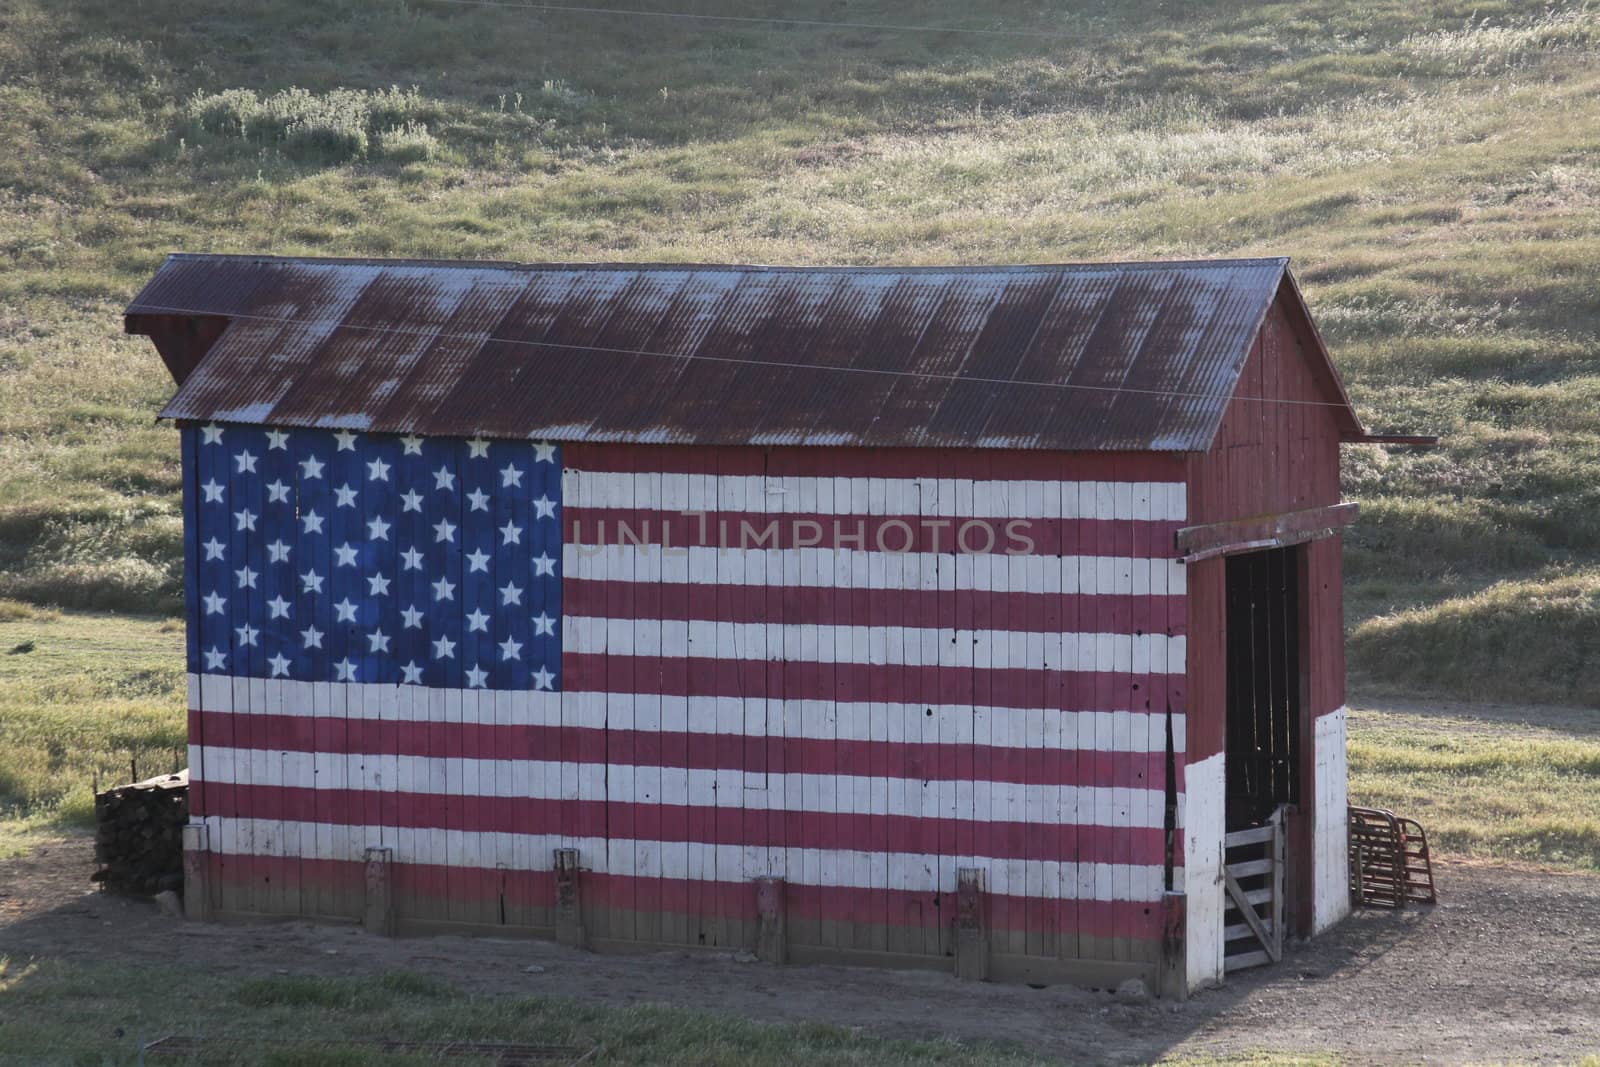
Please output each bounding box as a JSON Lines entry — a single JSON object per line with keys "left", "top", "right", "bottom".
{"left": 128, "top": 253, "right": 1359, "bottom": 451}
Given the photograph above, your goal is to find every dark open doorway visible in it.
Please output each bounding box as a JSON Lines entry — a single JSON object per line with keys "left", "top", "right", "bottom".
{"left": 1224, "top": 545, "right": 1302, "bottom": 831}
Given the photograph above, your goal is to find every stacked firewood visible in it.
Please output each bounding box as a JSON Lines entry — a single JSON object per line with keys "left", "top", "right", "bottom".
{"left": 92, "top": 770, "right": 188, "bottom": 895}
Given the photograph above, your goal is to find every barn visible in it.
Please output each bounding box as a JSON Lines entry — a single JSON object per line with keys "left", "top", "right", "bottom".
{"left": 127, "top": 253, "right": 1384, "bottom": 996}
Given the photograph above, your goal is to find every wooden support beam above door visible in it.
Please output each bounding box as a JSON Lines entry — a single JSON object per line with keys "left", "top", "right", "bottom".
{"left": 1176, "top": 503, "right": 1358, "bottom": 563}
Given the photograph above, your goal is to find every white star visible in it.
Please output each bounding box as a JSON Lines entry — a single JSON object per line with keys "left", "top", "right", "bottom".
{"left": 500, "top": 464, "right": 523, "bottom": 488}
{"left": 465, "top": 664, "right": 489, "bottom": 688}
{"left": 267, "top": 595, "right": 291, "bottom": 619}
{"left": 433, "top": 466, "right": 455, "bottom": 491}
{"left": 334, "top": 431, "right": 357, "bottom": 451}
{"left": 499, "top": 582, "right": 522, "bottom": 606}
{"left": 265, "top": 429, "right": 289, "bottom": 450}
{"left": 235, "top": 566, "right": 258, "bottom": 589}
{"left": 267, "top": 540, "right": 291, "bottom": 563}
{"left": 532, "top": 665, "right": 555, "bottom": 690}
{"left": 203, "top": 646, "right": 227, "bottom": 671}
{"left": 300, "top": 569, "right": 324, "bottom": 594}
{"left": 400, "top": 604, "right": 424, "bottom": 629}
{"left": 335, "top": 658, "right": 357, "bottom": 681}
{"left": 367, "top": 629, "right": 391, "bottom": 653}
{"left": 201, "top": 423, "right": 224, "bottom": 445}
{"left": 532, "top": 495, "right": 556, "bottom": 519}
{"left": 235, "top": 623, "right": 259, "bottom": 647}
{"left": 203, "top": 591, "right": 227, "bottom": 615}
{"left": 301, "top": 625, "right": 324, "bottom": 649}
{"left": 367, "top": 515, "right": 391, "bottom": 541}
{"left": 400, "top": 547, "right": 424, "bottom": 571}
{"left": 467, "top": 438, "right": 490, "bottom": 458}
{"left": 202, "top": 479, "right": 224, "bottom": 503}
{"left": 465, "top": 548, "right": 490, "bottom": 573}
{"left": 433, "top": 518, "right": 456, "bottom": 543}
{"left": 234, "top": 450, "right": 257, "bottom": 474}
{"left": 268, "top": 653, "right": 292, "bottom": 678}
{"left": 465, "top": 608, "right": 490, "bottom": 633}
{"left": 367, "top": 573, "right": 391, "bottom": 596}
{"left": 366, "top": 458, "right": 391, "bottom": 482}
{"left": 400, "top": 660, "right": 423, "bottom": 684}
{"left": 499, "top": 521, "right": 522, "bottom": 545}
{"left": 334, "top": 598, "right": 358, "bottom": 623}
{"left": 466, "top": 487, "right": 491, "bottom": 512}
{"left": 532, "top": 552, "right": 555, "bottom": 576}
{"left": 533, "top": 441, "right": 556, "bottom": 463}
{"left": 401, "top": 435, "right": 424, "bottom": 455}
{"left": 431, "top": 577, "right": 455, "bottom": 601}
{"left": 266, "top": 479, "right": 291, "bottom": 503}
{"left": 498, "top": 636, "right": 523, "bottom": 661}
{"left": 334, "top": 542, "right": 358, "bottom": 567}
{"left": 234, "top": 508, "right": 257, "bottom": 532}
{"left": 334, "top": 483, "right": 358, "bottom": 508}
{"left": 202, "top": 537, "right": 225, "bottom": 561}
{"left": 301, "top": 509, "right": 325, "bottom": 534}
{"left": 432, "top": 635, "right": 456, "bottom": 659}
{"left": 299, "top": 455, "right": 325, "bottom": 479}
{"left": 532, "top": 612, "right": 555, "bottom": 636}
{"left": 400, "top": 489, "right": 424, "bottom": 513}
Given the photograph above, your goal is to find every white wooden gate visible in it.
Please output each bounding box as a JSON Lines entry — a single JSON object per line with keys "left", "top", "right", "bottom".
{"left": 1222, "top": 805, "right": 1285, "bottom": 972}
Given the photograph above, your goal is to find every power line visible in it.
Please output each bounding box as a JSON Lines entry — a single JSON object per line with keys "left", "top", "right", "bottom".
{"left": 132, "top": 299, "right": 1360, "bottom": 412}
{"left": 412, "top": 0, "right": 1126, "bottom": 42}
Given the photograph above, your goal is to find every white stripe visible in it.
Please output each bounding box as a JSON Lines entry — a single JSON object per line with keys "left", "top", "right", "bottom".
{"left": 203, "top": 816, "right": 1167, "bottom": 901}
{"left": 564, "top": 544, "right": 1187, "bottom": 595}
{"left": 195, "top": 746, "right": 1169, "bottom": 827}
{"left": 564, "top": 618, "right": 1184, "bottom": 673}
{"left": 185, "top": 676, "right": 1186, "bottom": 751}
{"left": 563, "top": 471, "right": 1187, "bottom": 521}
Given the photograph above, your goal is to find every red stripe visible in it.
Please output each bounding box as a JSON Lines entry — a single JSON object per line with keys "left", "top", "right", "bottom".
{"left": 564, "top": 442, "right": 1185, "bottom": 482}
{"left": 563, "top": 579, "right": 1184, "bottom": 635}
{"left": 196, "top": 784, "right": 1167, "bottom": 866}
{"left": 191, "top": 711, "right": 1168, "bottom": 785}
{"left": 206, "top": 853, "right": 1164, "bottom": 938}
{"left": 565, "top": 508, "right": 1180, "bottom": 558}
{"left": 564, "top": 654, "right": 1161, "bottom": 709}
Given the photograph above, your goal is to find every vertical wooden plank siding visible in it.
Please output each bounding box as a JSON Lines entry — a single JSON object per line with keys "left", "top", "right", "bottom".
{"left": 187, "top": 435, "right": 1190, "bottom": 980}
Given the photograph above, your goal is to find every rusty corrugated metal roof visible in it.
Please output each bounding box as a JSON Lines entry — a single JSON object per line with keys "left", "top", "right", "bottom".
{"left": 128, "top": 253, "right": 1360, "bottom": 450}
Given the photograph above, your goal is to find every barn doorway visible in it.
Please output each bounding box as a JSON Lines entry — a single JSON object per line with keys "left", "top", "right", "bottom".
{"left": 1223, "top": 545, "right": 1302, "bottom": 830}
{"left": 1220, "top": 545, "right": 1303, "bottom": 971}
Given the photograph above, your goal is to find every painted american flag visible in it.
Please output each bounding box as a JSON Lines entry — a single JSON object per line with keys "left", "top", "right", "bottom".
{"left": 186, "top": 422, "right": 561, "bottom": 690}
{"left": 186, "top": 425, "right": 1190, "bottom": 957}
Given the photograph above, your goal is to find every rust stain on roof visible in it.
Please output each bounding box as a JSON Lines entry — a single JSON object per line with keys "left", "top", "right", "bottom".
{"left": 127, "top": 253, "right": 1360, "bottom": 451}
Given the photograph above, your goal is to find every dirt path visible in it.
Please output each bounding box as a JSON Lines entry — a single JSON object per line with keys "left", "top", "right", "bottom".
{"left": 2, "top": 837, "right": 1597, "bottom": 1065}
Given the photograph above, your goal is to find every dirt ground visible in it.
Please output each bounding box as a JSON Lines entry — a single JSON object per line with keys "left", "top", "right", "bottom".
{"left": 2, "top": 839, "right": 1597, "bottom": 1065}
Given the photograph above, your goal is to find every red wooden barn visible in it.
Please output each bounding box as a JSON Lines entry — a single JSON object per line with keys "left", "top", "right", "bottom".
{"left": 128, "top": 253, "right": 1380, "bottom": 995}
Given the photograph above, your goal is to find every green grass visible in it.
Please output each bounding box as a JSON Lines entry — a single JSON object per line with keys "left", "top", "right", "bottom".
{"left": 1348, "top": 705, "right": 1600, "bottom": 870}
{"left": 0, "top": 602, "right": 185, "bottom": 854}
{"left": 0, "top": 962, "right": 1048, "bottom": 1065}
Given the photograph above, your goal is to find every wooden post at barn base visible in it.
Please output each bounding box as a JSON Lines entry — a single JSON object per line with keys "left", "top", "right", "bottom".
{"left": 755, "top": 877, "right": 787, "bottom": 963}
{"left": 1159, "top": 890, "right": 1189, "bottom": 1000}
{"left": 181, "top": 823, "right": 212, "bottom": 923}
{"left": 954, "top": 868, "right": 989, "bottom": 981}
{"left": 363, "top": 847, "right": 395, "bottom": 936}
{"left": 554, "top": 848, "right": 586, "bottom": 948}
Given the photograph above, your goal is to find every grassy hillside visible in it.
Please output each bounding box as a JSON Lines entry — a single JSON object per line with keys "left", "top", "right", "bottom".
{"left": 3, "top": 0, "right": 1600, "bottom": 708}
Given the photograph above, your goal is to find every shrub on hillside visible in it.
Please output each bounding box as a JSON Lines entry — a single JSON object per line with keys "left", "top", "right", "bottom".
{"left": 183, "top": 85, "right": 442, "bottom": 165}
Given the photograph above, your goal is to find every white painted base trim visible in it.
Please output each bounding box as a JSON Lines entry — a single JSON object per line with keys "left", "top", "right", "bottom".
{"left": 1312, "top": 706, "right": 1351, "bottom": 934}
{"left": 1181, "top": 751, "right": 1225, "bottom": 991}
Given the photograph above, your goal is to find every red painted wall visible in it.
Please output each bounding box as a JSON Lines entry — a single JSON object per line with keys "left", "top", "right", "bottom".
{"left": 1183, "top": 288, "right": 1347, "bottom": 765}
